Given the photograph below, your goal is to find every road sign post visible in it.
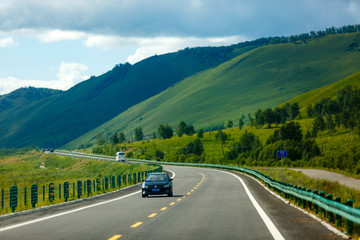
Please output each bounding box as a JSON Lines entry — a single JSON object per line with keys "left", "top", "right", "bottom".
{"left": 276, "top": 150, "right": 287, "bottom": 182}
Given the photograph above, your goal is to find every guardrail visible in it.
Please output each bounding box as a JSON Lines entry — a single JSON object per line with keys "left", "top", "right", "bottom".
{"left": 45, "top": 151, "right": 360, "bottom": 235}
{"left": 0, "top": 152, "right": 163, "bottom": 214}
{"left": 124, "top": 158, "right": 360, "bottom": 235}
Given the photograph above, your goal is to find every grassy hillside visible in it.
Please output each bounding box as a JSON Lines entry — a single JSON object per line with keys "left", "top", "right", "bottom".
{"left": 283, "top": 70, "right": 360, "bottom": 116}
{"left": 0, "top": 46, "right": 241, "bottom": 148}
{"left": 0, "top": 87, "right": 62, "bottom": 114}
{"left": 66, "top": 32, "right": 360, "bottom": 148}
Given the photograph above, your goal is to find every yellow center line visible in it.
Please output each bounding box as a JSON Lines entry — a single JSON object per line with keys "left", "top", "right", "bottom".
{"left": 187, "top": 192, "right": 191, "bottom": 195}
{"left": 177, "top": 198, "right": 182, "bottom": 201}
{"left": 108, "top": 235, "right": 122, "bottom": 240}
{"left": 148, "top": 213, "right": 157, "bottom": 218}
{"left": 169, "top": 202, "right": 175, "bottom": 206}
{"left": 183, "top": 195, "right": 186, "bottom": 198}
{"left": 190, "top": 189, "right": 194, "bottom": 192}
{"left": 130, "top": 222, "right": 143, "bottom": 228}
{"left": 160, "top": 207, "right": 168, "bottom": 211}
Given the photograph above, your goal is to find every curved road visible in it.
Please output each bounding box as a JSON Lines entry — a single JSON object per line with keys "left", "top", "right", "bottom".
{"left": 0, "top": 165, "right": 343, "bottom": 240}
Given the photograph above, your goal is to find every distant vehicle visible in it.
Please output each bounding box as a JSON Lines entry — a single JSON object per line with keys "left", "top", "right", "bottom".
{"left": 142, "top": 172, "right": 173, "bottom": 198}
{"left": 115, "top": 152, "right": 126, "bottom": 162}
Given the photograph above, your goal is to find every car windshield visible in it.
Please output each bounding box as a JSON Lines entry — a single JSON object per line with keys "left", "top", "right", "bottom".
{"left": 146, "top": 174, "right": 168, "bottom": 182}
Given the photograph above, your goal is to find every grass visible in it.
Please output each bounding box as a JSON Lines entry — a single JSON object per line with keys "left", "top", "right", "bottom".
{"left": 0, "top": 150, "right": 157, "bottom": 215}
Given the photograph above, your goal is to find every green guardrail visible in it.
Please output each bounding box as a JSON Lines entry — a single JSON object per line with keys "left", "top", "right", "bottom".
{"left": 1, "top": 153, "right": 163, "bottom": 214}
{"left": 126, "top": 158, "right": 360, "bottom": 235}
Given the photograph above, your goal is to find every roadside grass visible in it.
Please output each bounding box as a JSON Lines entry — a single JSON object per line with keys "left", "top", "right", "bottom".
{"left": 0, "top": 150, "right": 156, "bottom": 215}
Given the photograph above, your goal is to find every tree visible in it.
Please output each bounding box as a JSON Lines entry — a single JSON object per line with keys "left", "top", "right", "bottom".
{"left": 290, "top": 103, "right": 300, "bottom": 119}
{"left": 134, "top": 127, "right": 144, "bottom": 141}
{"left": 96, "top": 133, "right": 105, "bottom": 145}
{"left": 227, "top": 120, "right": 233, "bottom": 129}
{"left": 279, "top": 122, "right": 303, "bottom": 142}
{"left": 176, "top": 121, "right": 187, "bottom": 137}
{"left": 306, "top": 104, "right": 313, "bottom": 117}
{"left": 180, "top": 139, "right": 204, "bottom": 156}
{"left": 239, "top": 118, "right": 244, "bottom": 130}
{"left": 109, "top": 132, "right": 119, "bottom": 144}
{"left": 215, "top": 129, "right": 228, "bottom": 155}
{"left": 158, "top": 124, "right": 173, "bottom": 139}
{"left": 325, "top": 114, "right": 335, "bottom": 130}
{"left": 118, "top": 132, "right": 126, "bottom": 143}
{"left": 197, "top": 128, "right": 204, "bottom": 138}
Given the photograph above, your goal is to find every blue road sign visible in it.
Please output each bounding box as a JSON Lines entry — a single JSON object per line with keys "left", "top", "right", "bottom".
{"left": 277, "top": 150, "right": 287, "bottom": 158}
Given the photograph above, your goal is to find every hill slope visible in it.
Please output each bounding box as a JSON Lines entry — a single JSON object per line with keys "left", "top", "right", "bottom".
{"left": 0, "top": 46, "right": 243, "bottom": 148}
{"left": 283, "top": 70, "right": 360, "bottom": 116}
{"left": 66, "top": 32, "right": 360, "bottom": 148}
{"left": 0, "top": 87, "right": 62, "bottom": 113}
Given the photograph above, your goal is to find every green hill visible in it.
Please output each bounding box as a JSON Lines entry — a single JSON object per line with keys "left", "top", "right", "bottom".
{"left": 65, "top": 32, "right": 360, "bottom": 148}
{"left": 0, "top": 87, "right": 62, "bottom": 113}
{"left": 0, "top": 47, "right": 241, "bottom": 148}
{"left": 283, "top": 70, "right": 360, "bottom": 116}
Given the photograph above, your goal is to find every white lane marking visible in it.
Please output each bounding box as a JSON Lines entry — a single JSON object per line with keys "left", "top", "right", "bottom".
{"left": 210, "top": 169, "right": 285, "bottom": 240}
{"left": 0, "top": 190, "right": 141, "bottom": 232}
{"left": 164, "top": 169, "right": 176, "bottom": 179}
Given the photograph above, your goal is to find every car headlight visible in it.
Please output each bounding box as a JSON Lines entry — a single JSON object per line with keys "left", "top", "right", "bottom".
{"left": 142, "top": 183, "right": 148, "bottom": 188}
{"left": 164, "top": 184, "right": 170, "bottom": 188}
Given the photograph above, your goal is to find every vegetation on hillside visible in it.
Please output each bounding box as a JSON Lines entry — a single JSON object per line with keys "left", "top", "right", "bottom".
{"left": 66, "top": 30, "right": 360, "bottom": 149}
{"left": 89, "top": 83, "right": 360, "bottom": 176}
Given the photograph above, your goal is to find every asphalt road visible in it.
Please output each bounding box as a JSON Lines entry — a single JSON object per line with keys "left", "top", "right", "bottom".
{"left": 0, "top": 165, "right": 344, "bottom": 240}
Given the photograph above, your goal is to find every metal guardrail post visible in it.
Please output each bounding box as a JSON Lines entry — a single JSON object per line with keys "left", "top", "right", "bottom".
{"left": 49, "top": 183, "right": 55, "bottom": 202}
{"left": 301, "top": 187, "right": 306, "bottom": 208}
{"left": 24, "top": 187, "right": 27, "bottom": 206}
{"left": 96, "top": 178, "right": 101, "bottom": 191}
{"left": 335, "top": 197, "right": 342, "bottom": 227}
{"left": 320, "top": 191, "right": 326, "bottom": 217}
{"left": 59, "top": 184, "right": 61, "bottom": 199}
{"left": 10, "top": 185, "right": 18, "bottom": 212}
{"left": 1, "top": 189, "right": 4, "bottom": 209}
{"left": 64, "top": 182, "right": 69, "bottom": 202}
{"left": 31, "top": 184, "right": 38, "bottom": 208}
{"left": 77, "top": 180, "right": 82, "bottom": 198}
{"left": 117, "top": 175, "right": 121, "bottom": 188}
{"left": 307, "top": 189, "right": 312, "bottom": 209}
{"left": 326, "top": 194, "right": 334, "bottom": 223}
{"left": 345, "top": 199, "right": 354, "bottom": 235}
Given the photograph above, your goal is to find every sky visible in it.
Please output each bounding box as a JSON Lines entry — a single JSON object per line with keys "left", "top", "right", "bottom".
{"left": 0, "top": 0, "right": 359, "bottom": 95}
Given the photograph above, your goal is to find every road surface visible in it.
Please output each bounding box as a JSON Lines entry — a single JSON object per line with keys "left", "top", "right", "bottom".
{"left": 0, "top": 165, "right": 343, "bottom": 240}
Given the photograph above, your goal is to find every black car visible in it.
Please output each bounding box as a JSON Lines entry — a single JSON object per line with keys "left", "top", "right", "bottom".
{"left": 142, "top": 172, "right": 173, "bottom": 198}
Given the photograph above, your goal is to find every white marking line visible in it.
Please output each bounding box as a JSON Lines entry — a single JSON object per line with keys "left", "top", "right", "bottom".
{"left": 0, "top": 190, "right": 141, "bottom": 232}
{"left": 165, "top": 169, "right": 176, "bottom": 179}
{"left": 213, "top": 169, "right": 285, "bottom": 240}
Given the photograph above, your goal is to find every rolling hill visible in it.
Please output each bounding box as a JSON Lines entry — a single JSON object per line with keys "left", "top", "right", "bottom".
{"left": 0, "top": 46, "right": 245, "bottom": 148}
{"left": 283, "top": 70, "right": 360, "bottom": 116}
{"left": 65, "top": 32, "right": 360, "bottom": 148}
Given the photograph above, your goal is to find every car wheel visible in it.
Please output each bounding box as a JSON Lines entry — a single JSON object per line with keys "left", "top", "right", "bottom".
{"left": 168, "top": 191, "right": 173, "bottom": 197}
{"left": 142, "top": 193, "right": 147, "bottom": 198}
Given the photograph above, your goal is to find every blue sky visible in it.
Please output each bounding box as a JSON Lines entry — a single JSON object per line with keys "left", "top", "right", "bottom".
{"left": 0, "top": 0, "right": 359, "bottom": 95}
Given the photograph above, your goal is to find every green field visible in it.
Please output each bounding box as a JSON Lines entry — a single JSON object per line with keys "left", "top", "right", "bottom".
{"left": 0, "top": 150, "right": 154, "bottom": 189}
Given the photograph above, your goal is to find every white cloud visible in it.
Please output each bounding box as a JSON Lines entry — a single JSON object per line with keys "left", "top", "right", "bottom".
{"left": 0, "top": 62, "right": 89, "bottom": 95}
{"left": 126, "top": 36, "right": 247, "bottom": 64}
{"left": 0, "top": 36, "right": 17, "bottom": 47}
{"left": 347, "top": 1, "right": 360, "bottom": 21}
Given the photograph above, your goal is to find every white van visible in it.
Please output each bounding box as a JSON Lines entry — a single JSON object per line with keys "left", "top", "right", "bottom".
{"left": 115, "top": 152, "right": 126, "bottom": 162}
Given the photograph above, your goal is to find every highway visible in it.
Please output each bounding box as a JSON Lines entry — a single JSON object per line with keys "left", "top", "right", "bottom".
{"left": 0, "top": 165, "right": 343, "bottom": 240}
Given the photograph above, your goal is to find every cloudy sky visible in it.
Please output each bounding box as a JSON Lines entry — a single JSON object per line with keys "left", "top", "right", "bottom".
{"left": 0, "top": 0, "right": 359, "bottom": 95}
